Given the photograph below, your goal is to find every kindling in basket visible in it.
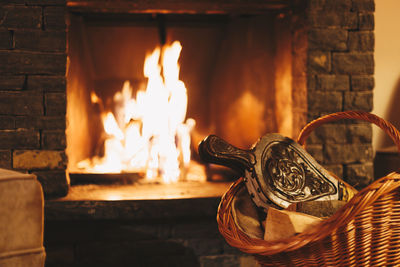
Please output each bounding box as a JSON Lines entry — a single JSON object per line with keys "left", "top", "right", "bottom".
{"left": 199, "top": 111, "right": 400, "bottom": 266}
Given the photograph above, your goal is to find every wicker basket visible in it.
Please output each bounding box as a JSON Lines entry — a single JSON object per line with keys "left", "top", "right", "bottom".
{"left": 217, "top": 111, "right": 400, "bottom": 266}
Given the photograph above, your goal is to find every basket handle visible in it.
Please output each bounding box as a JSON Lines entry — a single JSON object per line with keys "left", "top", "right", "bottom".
{"left": 296, "top": 111, "right": 400, "bottom": 153}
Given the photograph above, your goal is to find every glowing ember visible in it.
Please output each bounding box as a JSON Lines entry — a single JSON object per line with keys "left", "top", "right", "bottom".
{"left": 77, "top": 41, "right": 195, "bottom": 183}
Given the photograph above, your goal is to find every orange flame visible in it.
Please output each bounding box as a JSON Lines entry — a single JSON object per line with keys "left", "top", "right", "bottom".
{"left": 77, "top": 41, "right": 195, "bottom": 183}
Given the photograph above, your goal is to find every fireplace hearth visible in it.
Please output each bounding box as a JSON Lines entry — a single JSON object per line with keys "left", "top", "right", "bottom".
{"left": 0, "top": 0, "right": 374, "bottom": 266}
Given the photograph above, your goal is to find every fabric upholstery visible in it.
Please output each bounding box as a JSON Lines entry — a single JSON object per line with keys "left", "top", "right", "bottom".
{"left": 0, "top": 168, "right": 45, "bottom": 267}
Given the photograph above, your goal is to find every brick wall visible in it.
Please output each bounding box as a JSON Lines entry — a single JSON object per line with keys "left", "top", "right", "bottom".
{"left": 0, "top": 0, "right": 68, "bottom": 197}
{"left": 45, "top": 219, "right": 259, "bottom": 267}
{"left": 306, "top": 0, "right": 375, "bottom": 189}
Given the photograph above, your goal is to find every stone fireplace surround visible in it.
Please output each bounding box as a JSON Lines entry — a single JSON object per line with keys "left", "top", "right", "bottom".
{"left": 0, "top": 0, "right": 374, "bottom": 266}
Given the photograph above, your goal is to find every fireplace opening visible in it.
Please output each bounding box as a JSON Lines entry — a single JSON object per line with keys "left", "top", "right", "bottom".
{"left": 66, "top": 9, "right": 306, "bottom": 187}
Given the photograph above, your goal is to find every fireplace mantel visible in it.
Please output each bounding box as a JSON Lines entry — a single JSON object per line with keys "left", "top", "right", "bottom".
{"left": 67, "top": 0, "right": 292, "bottom": 14}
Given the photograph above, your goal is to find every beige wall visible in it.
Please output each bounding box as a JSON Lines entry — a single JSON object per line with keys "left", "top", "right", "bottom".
{"left": 373, "top": 0, "right": 400, "bottom": 150}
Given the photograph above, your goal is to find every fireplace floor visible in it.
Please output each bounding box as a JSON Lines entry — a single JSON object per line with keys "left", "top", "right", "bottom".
{"left": 57, "top": 181, "right": 231, "bottom": 201}
{"left": 45, "top": 181, "right": 231, "bottom": 221}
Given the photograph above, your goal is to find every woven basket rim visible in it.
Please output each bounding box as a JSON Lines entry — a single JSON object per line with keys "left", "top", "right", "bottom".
{"left": 217, "top": 111, "right": 400, "bottom": 256}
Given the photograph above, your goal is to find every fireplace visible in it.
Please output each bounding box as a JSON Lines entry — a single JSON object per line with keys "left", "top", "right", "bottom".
{"left": 66, "top": 8, "right": 304, "bottom": 185}
{"left": 0, "top": 0, "right": 374, "bottom": 266}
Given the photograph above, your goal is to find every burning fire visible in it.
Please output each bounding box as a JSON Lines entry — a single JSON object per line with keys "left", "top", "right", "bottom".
{"left": 77, "top": 41, "right": 195, "bottom": 183}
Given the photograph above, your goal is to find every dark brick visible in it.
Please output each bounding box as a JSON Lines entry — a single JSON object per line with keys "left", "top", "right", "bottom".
{"left": 199, "top": 255, "right": 241, "bottom": 267}
{"left": 347, "top": 123, "right": 372, "bottom": 143}
{"left": 76, "top": 240, "right": 190, "bottom": 266}
{"left": 307, "top": 75, "right": 316, "bottom": 91}
{"left": 351, "top": 75, "right": 374, "bottom": 91}
{"left": 308, "top": 11, "right": 357, "bottom": 29}
{"left": 28, "top": 75, "right": 66, "bottom": 92}
{"left": 359, "top": 12, "right": 374, "bottom": 30}
{"left": 0, "top": 92, "right": 43, "bottom": 115}
{"left": 324, "top": 143, "right": 372, "bottom": 164}
{"left": 305, "top": 144, "right": 323, "bottom": 162}
{"left": 307, "top": 124, "right": 347, "bottom": 144}
{"left": 344, "top": 91, "right": 373, "bottom": 111}
{"left": 44, "top": 7, "right": 66, "bottom": 30}
{"left": 352, "top": 0, "right": 375, "bottom": 11}
{"left": 0, "top": 75, "right": 25, "bottom": 90}
{"left": 185, "top": 238, "right": 224, "bottom": 256}
{"left": 45, "top": 92, "right": 66, "bottom": 116}
{"left": 308, "top": 91, "right": 342, "bottom": 113}
{"left": 308, "top": 51, "right": 330, "bottom": 74}
{"left": 332, "top": 53, "right": 374, "bottom": 74}
{"left": 15, "top": 116, "right": 66, "bottom": 130}
{"left": 1, "top": 6, "right": 42, "bottom": 29}
{"left": 308, "top": 29, "right": 348, "bottom": 51}
{"left": 173, "top": 221, "right": 220, "bottom": 239}
{"left": 345, "top": 162, "right": 373, "bottom": 189}
{"left": 317, "top": 74, "right": 350, "bottom": 91}
{"left": 0, "top": 129, "right": 40, "bottom": 149}
{"left": 45, "top": 245, "right": 74, "bottom": 266}
{"left": 0, "top": 30, "right": 12, "bottom": 49}
{"left": 308, "top": 0, "right": 352, "bottom": 11}
{"left": 33, "top": 170, "right": 69, "bottom": 198}
{"left": 0, "top": 51, "right": 66, "bottom": 75}
{"left": 26, "top": 0, "right": 66, "bottom": 5}
{"left": 42, "top": 130, "right": 66, "bottom": 149}
{"left": 15, "top": 30, "right": 66, "bottom": 52}
{"left": 348, "top": 31, "right": 374, "bottom": 51}
{"left": 324, "top": 164, "right": 343, "bottom": 178}
{"left": 0, "top": 116, "right": 15, "bottom": 129}
{"left": 0, "top": 150, "right": 11, "bottom": 169}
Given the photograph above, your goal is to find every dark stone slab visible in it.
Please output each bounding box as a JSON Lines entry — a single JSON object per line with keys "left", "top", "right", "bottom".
{"left": 308, "top": 91, "right": 343, "bottom": 113}
{"left": 324, "top": 164, "right": 344, "bottom": 178}
{"left": 359, "top": 12, "right": 374, "bottom": 30}
{"left": 324, "top": 143, "right": 373, "bottom": 164}
{"left": 0, "top": 91, "right": 43, "bottom": 115}
{"left": 44, "top": 6, "right": 66, "bottom": 30}
{"left": 351, "top": 75, "right": 374, "bottom": 91}
{"left": 348, "top": 31, "right": 374, "bottom": 51}
{"left": 344, "top": 91, "right": 373, "bottom": 111}
{"left": 304, "top": 144, "right": 323, "bottom": 162}
{"left": 308, "top": 0, "right": 352, "bottom": 11}
{"left": 0, "top": 51, "right": 66, "bottom": 75}
{"left": 45, "top": 197, "right": 221, "bottom": 221}
{"left": 15, "top": 116, "right": 66, "bottom": 130}
{"left": 345, "top": 162, "right": 374, "bottom": 189}
{"left": 308, "top": 51, "right": 331, "bottom": 74}
{"left": 308, "top": 29, "right": 348, "bottom": 51}
{"left": 14, "top": 30, "right": 66, "bottom": 52}
{"left": 0, "top": 6, "right": 42, "bottom": 29}
{"left": 352, "top": 0, "right": 375, "bottom": 11}
{"left": 28, "top": 75, "right": 66, "bottom": 92}
{"left": 0, "top": 30, "right": 12, "bottom": 49}
{"left": 26, "top": 0, "right": 66, "bottom": 5}
{"left": 0, "top": 115, "right": 15, "bottom": 129}
{"left": 41, "top": 130, "right": 66, "bottom": 149}
{"left": 45, "top": 92, "right": 66, "bottom": 116}
{"left": 0, "top": 75, "right": 25, "bottom": 90}
{"left": 316, "top": 74, "right": 350, "bottom": 91}
{"left": 308, "top": 11, "right": 357, "bottom": 29}
{"left": 347, "top": 123, "right": 372, "bottom": 143}
{"left": 0, "top": 129, "right": 40, "bottom": 149}
{"left": 34, "top": 170, "right": 69, "bottom": 198}
{"left": 332, "top": 53, "right": 374, "bottom": 75}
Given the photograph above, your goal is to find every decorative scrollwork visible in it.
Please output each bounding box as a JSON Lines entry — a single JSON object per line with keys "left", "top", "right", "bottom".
{"left": 263, "top": 142, "right": 336, "bottom": 202}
